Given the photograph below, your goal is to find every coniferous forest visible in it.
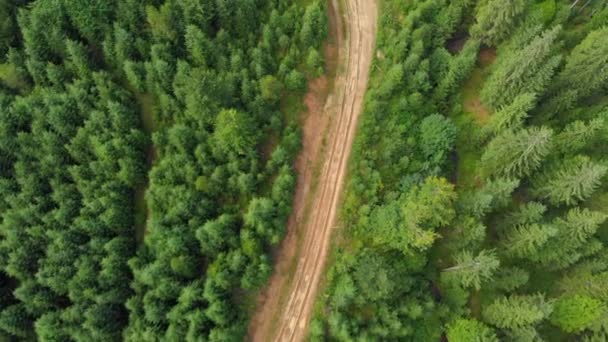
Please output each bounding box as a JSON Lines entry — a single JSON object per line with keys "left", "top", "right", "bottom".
{"left": 0, "top": 0, "right": 607, "bottom": 341}
{"left": 311, "top": 0, "right": 608, "bottom": 341}
{"left": 0, "top": 0, "right": 325, "bottom": 340}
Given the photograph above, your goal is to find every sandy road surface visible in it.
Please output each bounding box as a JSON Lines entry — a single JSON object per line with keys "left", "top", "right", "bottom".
{"left": 247, "top": 0, "right": 377, "bottom": 341}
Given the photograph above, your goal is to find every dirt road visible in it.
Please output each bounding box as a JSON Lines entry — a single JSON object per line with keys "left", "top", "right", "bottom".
{"left": 247, "top": 0, "right": 377, "bottom": 341}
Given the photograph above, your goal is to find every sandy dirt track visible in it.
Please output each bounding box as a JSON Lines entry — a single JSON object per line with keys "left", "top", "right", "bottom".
{"left": 247, "top": 0, "right": 377, "bottom": 341}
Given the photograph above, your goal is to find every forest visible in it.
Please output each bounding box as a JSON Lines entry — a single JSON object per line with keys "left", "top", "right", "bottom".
{"left": 0, "top": 0, "right": 607, "bottom": 341}
{"left": 312, "top": 0, "right": 608, "bottom": 341}
{"left": 0, "top": 0, "right": 325, "bottom": 340}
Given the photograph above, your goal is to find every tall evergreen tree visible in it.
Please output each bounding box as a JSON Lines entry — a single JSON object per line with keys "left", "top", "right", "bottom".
{"left": 471, "top": 0, "right": 526, "bottom": 46}
{"left": 482, "top": 294, "right": 553, "bottom": 329}
{"left": 443, "top": 249, "right": 500, "bottom": 290}
{"left": 550, "top": 295, "right": 604, "bottom": 333}
{"left": 484, "top": 92, "right": 536, "bottom": 138}
{"left": 533, "top": 208, "right": 607, "bottom": 268}
{"left": 481, "top": 26, "right": 561, "bottom": 109}
{"left": 546, "top": 28, "right": 608, "bottom": 113}
{"left": 447, "top": 318, "right": 499, "bottom": 342}
{"left": 533, "top": 156, "right": 607, "bottom": 205}
{"left": 502, "top": 224, "right": 557, "bottom": 259}
{"left": 555, "top": 118, "right": 605, "bottom": 154}
{"left": 481, "top": 126, "right": 553, "bottom": 177}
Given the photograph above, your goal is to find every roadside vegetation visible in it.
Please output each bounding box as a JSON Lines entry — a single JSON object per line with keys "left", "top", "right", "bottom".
{"left": 312, "top": 0, "right": 608, "bottom": 341}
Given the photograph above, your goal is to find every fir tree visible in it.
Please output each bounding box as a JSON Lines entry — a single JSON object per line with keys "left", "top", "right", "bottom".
{"left": 481, "top": 26, "right": 561, "bottom": 109}
{"left": 502, "top": 224, "right": 557, "bottom": 259}
{"left": 482, "top": 294, "right": 553, "bottom": 329}
{"left": 484, "top": 93, "right": 536, "bottom": 138}
{"left": 482, "top": 126, "right": 553, "bottom": 177}
{"left": 533, "top": 156, "right": 607, "bottom": 206}
{"left": 471, "top": 0, "right": 526, "bottom": 46}
{"left": 443, "top": 249, "right": 500, "bottom": 290}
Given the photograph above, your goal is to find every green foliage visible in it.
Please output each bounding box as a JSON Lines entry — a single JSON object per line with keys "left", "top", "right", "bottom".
{"left": 555, "top": 118, "right": 605, "bottom": 154}
{"left": 471, "top": 0, "right": 526, "bottom": 46}
{"left": 484, "top": 92, "right": 537, "bottom": 138}
{"left": 213, "top": 109, "right": 258, "bottom": 156}
{"left": 260, "top": 75, "right": 283, "bottom": 102}
{"left": 443, "top": 249, "right": 500, "bottom": 290}
{"left": 550, "top": 295, "right": 604, "bottom": 333}
{"left": 533, "top": 156, "right": 607, "bottom": 206}
{"left": 482, "top": 294, "right": 553, "bottom": 329}
{"left": 481, "top": 26, "right": 561, "bottom": 109}
{"left": 0, "top": 0, "right": 326, "bottom": 340}
{"left": 481, "top": 126, "right": 553, "bottom": 177}
{"left": 419, "top": 114, "right": 457, "bottom": 169}
{"left": 546, "top": 28, "right": 608, "bottom": 113}
{"left": 502, "top": 224, "right": 557, "bottom": 259}
{"left": 447, "top": 318, "right": 499, "bottom": 342}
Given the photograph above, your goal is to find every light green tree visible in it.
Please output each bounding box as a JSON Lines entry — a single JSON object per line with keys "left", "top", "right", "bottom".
{"left": 471, "top": 0, "right": 526, "bottom": 46}
{"left": 481, "top": 26, "right": 561, "bottom": 109}
{"left": 533, "top": 156, "right": 607, "bottom": 205}
{"left": 482, "top": 127, "right": 553, "bottom": 177}
{"left": 550, "top": 295, "right": 604, "bottom": 333}
{"left": 212, "top": 109, "right": 257, "bottom": 155}
{"left": 482, "top": 294, "right": 553, "bottom": 329}
{"left": 447, "top": 318, "right": 499, "bottom": 342}
{"left": 555, "top": 118, "right": 605, "bottom": 154}
{"left": 502, "top": 224, "right": 557, "bottom": 259}
{"left": 484, "top": 93, "right": 536, "bottom": 138}
{"left": 443, "top": 249, "right": 500, "bottom": 290}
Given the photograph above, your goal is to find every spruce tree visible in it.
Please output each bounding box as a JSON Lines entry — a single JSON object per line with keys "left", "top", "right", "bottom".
{"left": 533, "top": 208, "right": 607, "bottom": 268}
{"left": 481, "top": 26, "right": 561, "bottom": 109}
{"left": 555, "top": 118, "right": 605, "bottom": 154}
{"left": 533, "top": 156, "right": 607, "bottom": 206}
{"left": 550, "top": 295, "right": 604, "bottom": 333}
{"left": 443, "top": 249, "right": 500, "bottom": 290}
{"left": 482, "top": 294, "right": 553, "bottom": 329}
{"left": 482, "top": 126, "right": 553, "bottom": 177}
{"left": 447, "top": 318, "right": 499, "bottom": 342}
{"left": 484, "top": 93, "right": 536, "bottom": 138}
{"left": 502, "top": 224, "right": 557, "bottom": 259}
{"left": 470, "top": 0, "right": 526, "bottom": 46}
{"left": 547, "top": 28, "right": 608, "bottom": 113}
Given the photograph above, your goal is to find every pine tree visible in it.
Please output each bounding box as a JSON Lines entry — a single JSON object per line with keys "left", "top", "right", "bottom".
{"left": 482, "top": 126, "right": 553, "bottom": 177}
{"left": 471, "top": 0, "right": 526, "bottom": 46}
{"left": 533, "top": 156, "right": 607, "bottom": 206}
{"left": 443, "top": 249, "right": 500, "bottom": 290}
{"left": 482, "top": 294, "right": 553, "bottom": 329}
{"left": 502, "top": 224, "right": 557, "bottom": 259}
{"left": 484, "top": 93, "right": 536, "bottom": 138}
{"left": 481, "top": 26, "right": 561, "bottom": 109}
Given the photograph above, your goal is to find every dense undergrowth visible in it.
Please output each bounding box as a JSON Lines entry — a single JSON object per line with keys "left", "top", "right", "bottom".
{"left": 312, "top": 0, "right": 608, "bottom": 341}
{"left": 0, "top": 0, "right": 326, "bottom": 340}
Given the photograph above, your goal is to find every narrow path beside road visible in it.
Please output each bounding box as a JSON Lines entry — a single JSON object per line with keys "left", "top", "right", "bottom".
{"left": 247, "top": 0, "right": 377, "bottom": 340}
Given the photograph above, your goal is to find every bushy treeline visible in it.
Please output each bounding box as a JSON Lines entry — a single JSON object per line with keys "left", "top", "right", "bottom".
{"left": 313, "top": 0, "right": 608, "bottom": 341}
{"left": 311, "top": 0, "right": 480, "bottom": 340}
{"left": 0, "top": 0, "right": 326, "bottom": 340}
